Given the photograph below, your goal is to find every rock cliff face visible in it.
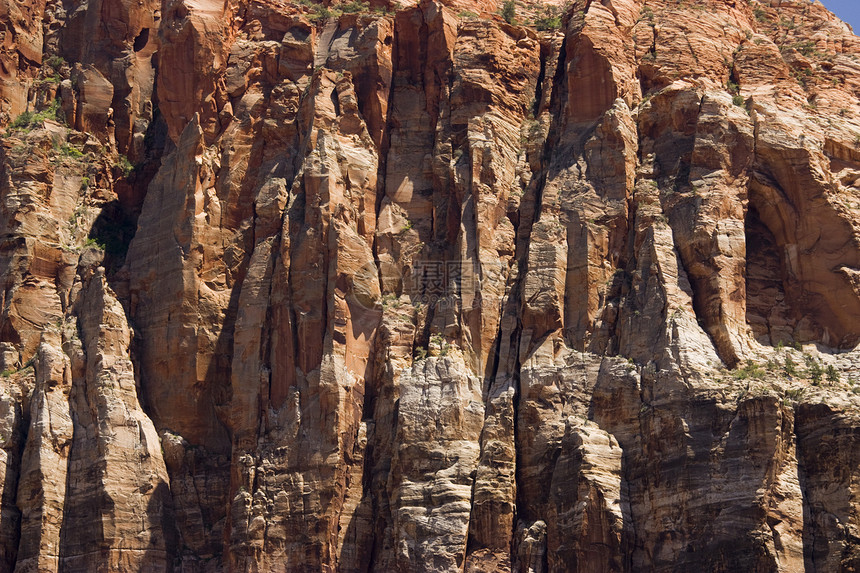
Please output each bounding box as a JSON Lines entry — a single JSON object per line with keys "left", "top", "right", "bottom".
{"left": 0, "top": 0, "right": 859, "bottom": 570}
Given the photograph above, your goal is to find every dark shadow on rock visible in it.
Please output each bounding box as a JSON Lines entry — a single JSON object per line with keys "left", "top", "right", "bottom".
{"left": 0, "top": 393, "right": 25, "bottom": 571}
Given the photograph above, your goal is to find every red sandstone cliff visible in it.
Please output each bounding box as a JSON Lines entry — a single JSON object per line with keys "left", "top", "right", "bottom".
{"left": 0, "top": 0, "right": 859, "bottom": 571}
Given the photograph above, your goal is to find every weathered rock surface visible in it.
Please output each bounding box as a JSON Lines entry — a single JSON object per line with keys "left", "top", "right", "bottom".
{"left": 0, "top": 0, "right": 859, "bottom": 571}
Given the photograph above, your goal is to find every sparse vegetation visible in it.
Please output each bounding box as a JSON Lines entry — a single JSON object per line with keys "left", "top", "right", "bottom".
{"left": 778, "top": 16, "right": 796, "bottom": 30}
{"left": 786, "top": 40, "right": 821, "bottom": 58}
{"left": 58, "top": 144, "right": 84, "bottom": 158}
{"left": 313, "top": 5, "right": 332, "bottom": 20}
{"left": 85, "top": 237, "right": 105, "bottom": 249}
{"left": 297, "top": 0, "right": 334, "bottom": 21}
{"left": 8, "top": 99, "right": 62, "bottom": 132}
{"left": 791, "top": 67, "right": 812, "bottom": 88}
{"left": 500, "top": 0, "right": 516, "bottom": 24}
{"left": 733, "top": 359, "right": 765, "bottom": 380}
{"left": 297, "top": 0, "right": 389, "bottom": 21}
{"left": 784, "top": 354, "right": 797, "bottom": 376}
{"left": 339, "top": 0, "right": 369, "bottom": 13}
{"left": 1, "top": 356, "right": 37, "bottom": 378}
{"left": 69, "top": 204, "right": 86, "bottom": 227}
{"left": 783, "top": 387, "right": 804, "bottom": 405}
{"left": 430, "top": 333, "right": 450, "bottom": 356}
{"left": 45, "top": 55, "right": 67, "bottom": 71}
{"left": 533, "top": 5, "right": 562, "bottom": 30}
{"left": 116, "top": 155, "right": 135, "bottom": 177}
{"left": 373, "top": 3, "right": 397, "bottom": 15}
{"left": 808, "top": 360, "right": 823, "bottom": 385}
{"left": 639, "top": 6, "right": 654, "bottom": 21}
{"left": 37, "top": 73, "right": 62, "bottom": 86}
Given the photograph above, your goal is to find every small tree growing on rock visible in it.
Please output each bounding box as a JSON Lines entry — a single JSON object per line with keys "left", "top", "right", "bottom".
{"left": 534, "top": 5, "right": 561, "bottom": 30}
{"left": 501, "top": 0, "right": 516, "bottom": 24}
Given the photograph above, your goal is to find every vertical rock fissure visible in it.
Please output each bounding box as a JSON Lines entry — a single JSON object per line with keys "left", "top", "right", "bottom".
{"left": 56, "top": 406, "right": 78, "bottom": 573}
{"left": 794, "top": 411, "right": 819, "bottom": 573}
{"left": 2, "top": 0, "right": 860, "bottom": 570}
{"left": 508, "top": 339, "right": 524, "bottom": 570}
{"left": 1, "top": 424, "right": 24, "bottom": 571}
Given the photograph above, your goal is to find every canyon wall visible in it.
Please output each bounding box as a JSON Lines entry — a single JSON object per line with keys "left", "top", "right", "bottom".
{"left": 0, "top": 0, "right": 859, "bottom": 571}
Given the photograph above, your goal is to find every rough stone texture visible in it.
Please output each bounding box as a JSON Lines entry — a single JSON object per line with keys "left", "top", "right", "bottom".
{"left": 0, "top": 0, "right": 859, "bottom": 571}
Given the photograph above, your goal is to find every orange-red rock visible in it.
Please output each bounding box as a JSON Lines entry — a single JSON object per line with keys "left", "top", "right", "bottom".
{"left": 0, "top": 0, "right": 858, "bottom": 571}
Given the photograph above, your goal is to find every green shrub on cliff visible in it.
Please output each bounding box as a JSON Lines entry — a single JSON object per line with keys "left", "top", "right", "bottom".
{"left": 340, "top": 0, "right": 369, "bottom": 13}
{"left": 9, "top": 99, "right": 61, "bottom": 132}
{"left": 116, "top": 154, "right": 135, "bottom": 177}
{"left": 534, "top": 6, "right": 562, "bottom": 30}
{"left": 501, "top": 0, "right": 516, "bottom": 24}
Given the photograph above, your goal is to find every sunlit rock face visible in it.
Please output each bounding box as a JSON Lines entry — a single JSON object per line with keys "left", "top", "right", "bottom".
{"left": 0, "top": 0, "right": 859, "bottom": 570}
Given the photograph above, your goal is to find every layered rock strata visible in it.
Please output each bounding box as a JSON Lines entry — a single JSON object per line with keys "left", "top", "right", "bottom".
{"left": 0, "top": 0, "right": 858, "bottom": 571}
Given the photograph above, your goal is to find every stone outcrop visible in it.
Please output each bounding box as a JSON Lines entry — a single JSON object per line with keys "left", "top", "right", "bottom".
{"left": 0, "top": 0, "right": 859, "bottom": 571}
